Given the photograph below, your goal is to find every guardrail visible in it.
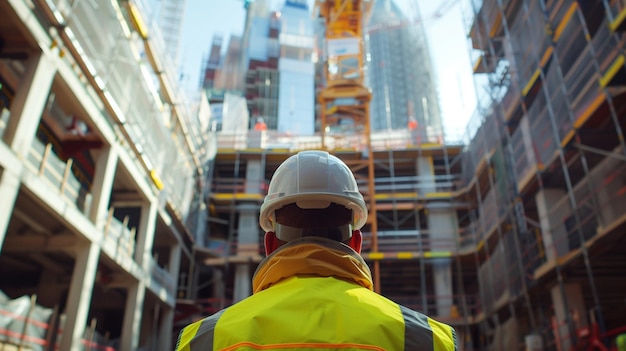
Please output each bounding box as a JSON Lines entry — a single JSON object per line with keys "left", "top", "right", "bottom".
{"left": 25, "top": 139, "right": 92, "bottom": 214}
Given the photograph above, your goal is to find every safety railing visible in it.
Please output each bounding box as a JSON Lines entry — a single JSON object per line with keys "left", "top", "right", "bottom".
{"left": 463, "top": 109, "right": 503, "bottom": 177}
{"left": 0, "top": 293, "right": 118, "bottom": 351}
{"left": 511, "top": 116, "right": 538, "bottom": 189}
{"left": 553, "top": 9, "right": 600, "bottom": 125}
{"left": 501, "top": 79, "right": 521, "bottom": 121}
{"left": 204, "top": 237, "right": 265, "bottom": 258}
{"left": 539, "top": 62, "right": 570, "bottom": 146}
{"left": 509, "top": 0, "right": 549, "bottom": 88}
{"left": 592, "top": 18, "right": 624, "bottom": 76}
{"left": 36, "top": 0, "right": 200, "bottom": 220}
{"left": 24, "top": 138, "right": 92, "bottom": 214}
{"left": 372, "top": 174, "right": 460, "bottom": 196}
{"left": 605, "top": 0, "right": 626, "bottom": 32}
{"left": 148, "top": 256, "right": 176, "bottom": 302}
{"left": 519, "top": 223, "right": 547, "bottom": 283}
{"left": 361, "top": 230, "right": 459, "bottom": 255}
{"left": 457, "top": 218, "right": 481, "bottom": 250}
{"left": 211, "top": 178, "right": 268, "bottom": 197}
{"left": 215, "top": 128, "right": 460, "bottom": 152}
{"left": 527, "top": 94, "right": 558, "bottom": 169}
{"left": 536, "top": 152, "right": 626, "bottom": 272}
{"left": 477, "top": 187, "right": 503, "bottom": 239}
{"left": 102, "top": 209, "right": 137, "bottom": 266}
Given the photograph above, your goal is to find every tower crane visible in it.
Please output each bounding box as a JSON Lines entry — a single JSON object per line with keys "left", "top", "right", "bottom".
{"left": 314, "top": 0, "right": 381, "bottom": 292}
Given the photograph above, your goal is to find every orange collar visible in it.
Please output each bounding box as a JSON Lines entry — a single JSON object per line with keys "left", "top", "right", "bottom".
{"left": 252, "top": 238, "right": 373, "bottom": 294}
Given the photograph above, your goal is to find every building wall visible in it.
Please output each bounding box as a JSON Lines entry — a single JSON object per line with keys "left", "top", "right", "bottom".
{"left": 0, "top": 1, "right": 209, "bottom": 350}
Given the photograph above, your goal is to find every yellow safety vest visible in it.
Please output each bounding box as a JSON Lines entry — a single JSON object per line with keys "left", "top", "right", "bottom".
{"left": 176, "top": 238, "right": 457, "bottom": 351}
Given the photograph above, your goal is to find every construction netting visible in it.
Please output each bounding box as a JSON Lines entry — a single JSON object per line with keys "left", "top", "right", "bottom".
{"left": 0, "top": 291, "right": 119, "bottom": 351}
{"left": 57, "top": 0, "right": 198, "bottom": 220}
{"left": 0, "top": 292, "right": 52, "bottom": 350}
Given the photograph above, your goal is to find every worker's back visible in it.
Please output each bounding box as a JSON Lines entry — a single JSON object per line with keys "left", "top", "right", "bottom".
{"left": 177, "top": 275, "right": 457, "bottom": 351}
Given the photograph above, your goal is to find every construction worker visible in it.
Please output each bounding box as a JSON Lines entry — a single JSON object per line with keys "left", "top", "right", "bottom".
{"left": 175, "top": 150, "right": 457, "bottom": 350}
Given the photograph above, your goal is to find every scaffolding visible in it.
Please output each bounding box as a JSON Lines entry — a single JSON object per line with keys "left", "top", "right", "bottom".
{"left": 466, "top": 0, "right": 626, "bottom": 349}
{"left": 199, "top": 1, "right": 626, "bottom": 350}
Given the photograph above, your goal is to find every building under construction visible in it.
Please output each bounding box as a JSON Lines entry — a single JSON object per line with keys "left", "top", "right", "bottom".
{"left": 192, "top": 0, "right": 626, "bottom": 350}
{"left": 1, "top": 0, "right": 626, "bottom": 351}
{"left": 0, "top": 0, "right": 208, "bottom": 350}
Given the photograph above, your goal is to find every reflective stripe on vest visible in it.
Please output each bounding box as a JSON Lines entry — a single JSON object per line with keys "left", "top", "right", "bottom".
{"left": 400, "top": 305, "right": 457, "bottom": 350}
{"left": 175, "top": 310, "right": 224, "bottom": 351}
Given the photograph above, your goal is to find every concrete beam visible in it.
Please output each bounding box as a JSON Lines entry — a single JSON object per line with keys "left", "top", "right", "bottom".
{"left": 2, "top": 234, "right": 83, "bottom": 253}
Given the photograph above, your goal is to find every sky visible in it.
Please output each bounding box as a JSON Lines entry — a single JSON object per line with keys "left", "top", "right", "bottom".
{"left": 177, "top": 0, "right": 477, "bottom": 139}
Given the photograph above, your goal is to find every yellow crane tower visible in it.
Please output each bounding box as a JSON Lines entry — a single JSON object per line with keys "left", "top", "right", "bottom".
{"left": 314, "top": 0, "right": 380, "bottom": 292}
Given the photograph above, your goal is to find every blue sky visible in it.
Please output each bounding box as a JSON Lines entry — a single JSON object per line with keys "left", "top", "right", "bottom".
{"left": 178, "top": 0, "right": 477, "bottom": 137}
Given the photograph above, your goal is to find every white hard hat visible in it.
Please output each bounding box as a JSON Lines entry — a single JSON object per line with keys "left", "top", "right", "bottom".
{"left": 259, "top": 150, "right": 368, "bottom": 232}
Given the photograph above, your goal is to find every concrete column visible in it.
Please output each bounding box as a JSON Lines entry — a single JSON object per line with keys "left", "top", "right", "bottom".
{"left": 233, "top": 264, "right": 251, "bottom": 303}
{"left": 158, "top": 305, "right": 174, "bottom": 351}
{"left": 134, "top": 201, "right": 158, "bottom": 268}
{"left": 245, "top": 160, "right": 263, "bottom": 193}
{"left": 168, "top": 242, "right": 182, "bottom": 301}
{"left": 88, "top": 146, "right": 118, "bottom": 226}
{"left": 212, "top": 268, "right": 225, "bottom": 309}
{"left": 59, "top": 241, "right": 100, "bottom": 351}
{"left": 231, "top": 159, "right": 263, "bottom": 302}
{"left": 0, "top": 170, "right": 20, "bottom": 251}
{"left": 432, "top": 260, "right": 452, "bottom": 317}
{"left": 550, "top": 283, "right": 588, "bottom": 351}
{"left": 233, "top": 203, "right": 258, "bottom": 302}
{"left": 238, "top": 203, "right": 260, "bottom": 253}
{"left": 120, "top": 281, "right": 146, "bottom": 351}
{"left": 535, "top": 189, "right": 571, "bottom": 260}
{"left": 416, "top": 156, "right": 435, "bottom": 194}
{"left": 168, "top": 242, "right": 182, "bottom": 276}
{"left": 3, "top": 52, "right": 55, "bottom": 155}
{"left": 419, "top": 153, "right": 456, "bottom": 317}
{"left": 525, "top": 333, "right": 544, "bottom": 351}
{"left": 429, "top": 206, "right": 456, "bottom": 317}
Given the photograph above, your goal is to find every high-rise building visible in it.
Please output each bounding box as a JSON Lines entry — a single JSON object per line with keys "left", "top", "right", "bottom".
{"left": 242, "top": 0, "right": 281, "bottom": 130}
{"left": 139, "top": 0, "right": 187, "bottom": 66}
{"left": 276, "top": 0, "right": 316, "bottom": 135}
{"left": 238, "top": 0, "right": 315, "bottom": 133}
{"left": 365, "top": 0, "right": 442, "bottom": 138}
{"left": 154, "top": 0, "right": 187, "bottom": 66}
{"left": 202, "top": 35, "right": 225, "bottom": 95}
{"left": 216, "top": 35, "right": 246, "bottom": 94}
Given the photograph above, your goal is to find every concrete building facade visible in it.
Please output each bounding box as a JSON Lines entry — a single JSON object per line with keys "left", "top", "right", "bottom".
{"left": 0, "top": 0, "right": 209, "bottom": 350}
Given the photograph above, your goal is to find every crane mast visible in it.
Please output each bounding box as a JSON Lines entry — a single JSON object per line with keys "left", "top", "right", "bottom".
{"left": 314, "top": 0, "right": 380, "bottom": 291}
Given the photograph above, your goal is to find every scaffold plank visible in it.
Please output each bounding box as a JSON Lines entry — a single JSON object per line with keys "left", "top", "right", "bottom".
{"left": 609, "top": 7, "right": 626, "bottom": 32}
{"left": 599, "top": 55, "right": 625, "bottom": 88}
{"left": 553, "top": 2, "right": 579, "bottom": 42}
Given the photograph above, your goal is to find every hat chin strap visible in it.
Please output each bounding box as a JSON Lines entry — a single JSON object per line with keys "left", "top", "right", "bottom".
{"left": 274, "top": 223, "right": 352, "bottom": 242}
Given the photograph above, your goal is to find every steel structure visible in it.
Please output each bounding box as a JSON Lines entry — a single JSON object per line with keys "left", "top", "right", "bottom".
{"left": 314, "top": 0, "right": 382, "bottom": 290}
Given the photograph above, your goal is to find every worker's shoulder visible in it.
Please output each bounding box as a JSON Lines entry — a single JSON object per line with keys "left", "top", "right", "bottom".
{"left": 175, "top": 310, "right": 227, "bottom": 351}
{"left": 398, "top": 305, "right": 457, "bottom": 350}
